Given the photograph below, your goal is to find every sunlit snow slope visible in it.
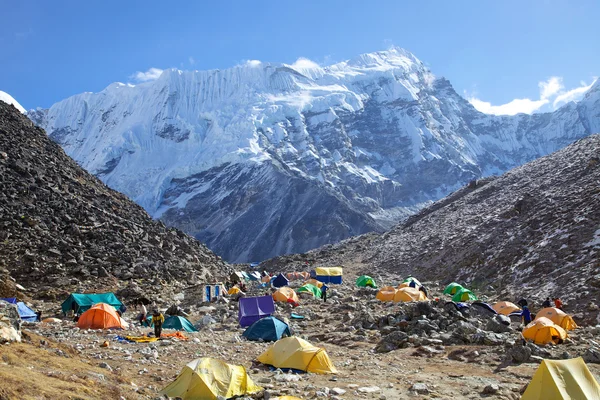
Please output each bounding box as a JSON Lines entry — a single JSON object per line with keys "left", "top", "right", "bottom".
{"left": 29, "top": 48, "right": 600, "bottom": 262}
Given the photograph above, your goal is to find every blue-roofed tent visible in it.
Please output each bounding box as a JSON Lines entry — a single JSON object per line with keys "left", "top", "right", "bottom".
{"left": 1, "top": 298, "right": 38, "bottom": 322}
{"left": 272, "top": 273, "right": 289, "bottom": 288}
{"left": 243, "top": 316, "right": 291, "bottom": 341}
{"left": 315, "top": 267, "right": 343, "bottom": 284}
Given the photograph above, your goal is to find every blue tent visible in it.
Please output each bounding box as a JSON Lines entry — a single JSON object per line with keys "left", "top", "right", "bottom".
{"left": 162, "top": 316, "right": 198, "bottom": 332}
{"left": 242, "top": 316, "right": 291, "bottom": 341}
{"left": 272, "top": 273, "right": 289, "bottom": 288}
{"left": 1, "top": 298, "right": 38, "bottom": 322}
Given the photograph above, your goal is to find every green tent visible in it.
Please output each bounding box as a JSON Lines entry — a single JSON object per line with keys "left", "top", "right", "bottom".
{"left": 61, "top": 293, "right": 122, "bottom": 314}
{"left": 296, "top": 284, "right": 322, "bottom": 298}
{"left": 443, "top": 282, "right": 464, "bottom": 295}
{"left": 356, "top": 275, "right": 377, "bottom": 288}
{"left": 163, "top": 315, "right": 198, "bottom": 332}
{"left": 452, "top": 288, "right": 477, "bottom": 302}
{"left": 403, "top": 276, "right": 421, "bottom": 287}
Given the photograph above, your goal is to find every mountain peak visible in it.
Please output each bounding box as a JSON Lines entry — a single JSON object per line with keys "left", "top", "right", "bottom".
{"left": 0, "top": 91, "right": 25, "bottom": 114}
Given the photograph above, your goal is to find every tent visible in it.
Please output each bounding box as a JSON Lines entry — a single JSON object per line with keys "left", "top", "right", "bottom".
{"left": 272, "top": 273, "right": 289, "bottom": 288}
{"left": 256, "top": 337, "right": 337, "bottom": 374}
{"left": 296, "top": 284, "right": 322, "bottom": 298}
{"left": 163, "top": 315, "right": 198, "bottom": 332}
{"left": 77, "top": 303, "right": 128, "bottom": 330}
{"left": 401, "top": 276, "right": 421, "bottom": 287}
{"left": 535, "top": 307, "right": 578, "bottom": 331}
{"left": 272, "top": 288, "right": 299, "bottom": 305}
{"left": 521, "top": 357, "right": 600, "bottom": 400}
{"left": 305, "top": 279, "right": 324, "bottom": 288}
{"left": 522, "top": 317, "right": 567, "bottom": 345}
{"left": 315, "top": 267, "right": 343, "bottom": 284}
{"left": 394, "top": 287, "right": 427, "bottom": 302}
{"left": 61, "top": 293, "right": 122, "bottom": 315}
{"left": 492, "top": 301, "right": 521, "bottom": 316}
{"left": 228, "top": 286, "right": 241, "bottom": 295}
{"left": 238, "top": 296, "right": 276, "bottom": 327}
{"left": 452, "top": 288, "right": 477, "bottom": 302}
{"left": 376, "top": 286, "right": 397, "bottom": 302}
{"left": 160, "top": 357, "right": 262, "bottom": 399}
{"left": 243, "top": 316, "right": 291, "bottom": 341}
{"left": 356, "top": 275, "right": 377, "bottom": 288}
{"left": 443, "top": 282, "right": 464, "bottom": 296}
{"left": 261, "top": 275, "right": 271, "bottom": 283}
{"left": 230, "top": 271, "right": 245, "bottom": 284}
{"left": 1, "top": 298, "right": 37, "bottom": 322}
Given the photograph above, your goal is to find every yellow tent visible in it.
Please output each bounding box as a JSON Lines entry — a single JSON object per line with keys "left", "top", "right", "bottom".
{"left": 305, "top": 279, "right": 324, "bottom": 288}
{"left": 228, "top": 286, "right": 241, "bottom": 295}
{"left": 397, "top": 282, "right": 412, "bottom": 288}
{"left": 394, "top": 287, "right": 427, "bottom": 302}
{"left": 492, "top": 301, "right": 521, "bottom": 316}
{"left": 521, "top": 357, "right": 600, "bottom": 400}
{"left": 256, "top": 337, "right": 337, "bottom": 374}
{"left": 273, "top": 287, "right": 299, "bottom": 304}
{"left": 522, "top": 317, "right": 568, "bottom": 345}
{"left": 160, "top": 358, "right": 262, "bottom": 400}
{"left": 535, "top": 307, "right": 578, "bottom": 331}
{"left": 376, "top": 286, "right": 397, "bottom": 302}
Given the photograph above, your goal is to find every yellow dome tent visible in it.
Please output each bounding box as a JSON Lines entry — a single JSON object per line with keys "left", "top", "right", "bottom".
{"left": 228, "top": 286, "right": 241, "bottom": 295}
{"left": 521, "top": 357, "right": 600, "bottom": 400}
{"left": 492, "top": 301, "right": 521, "bottom": 316}
{"left": 522, "top": 317, "right": 567, "bottom": 345}
{"left": 160, "top": 357, "right": 262, "bottom": 400}
{"left": 394, "top": 287, "right": 427, "bottom": 302}
{"left": 256, "top": 337, "right": 337, "bottom": 374}
{"left": 305, "top": 278, "right": 324, "bottom": 288}
{"left": 376, "top": 286, "right": 397, "bottom": 302}
{"left": 273, "top": 287, "right": 300, "bottom": 304}
{"left": 535, "top": 307, "right": 578, "bottom": 331}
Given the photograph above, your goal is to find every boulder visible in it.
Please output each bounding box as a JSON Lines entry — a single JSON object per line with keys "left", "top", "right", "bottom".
{"left": 375, "top": 331, "right": 409, "bottom": 353}
{"left": 0, "top": 301, "right": 21, "bottom": 343}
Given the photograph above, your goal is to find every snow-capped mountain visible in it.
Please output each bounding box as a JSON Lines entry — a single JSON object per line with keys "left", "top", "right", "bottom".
{"left": 29, "top": 48, "right": 600, "bottom": 262}
{"left": 0, "top": 91, "right": 25, "bottom": 113}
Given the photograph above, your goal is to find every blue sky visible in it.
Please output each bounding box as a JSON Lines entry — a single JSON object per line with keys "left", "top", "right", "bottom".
{"left": 1, "top": 0, "right": 598, "bottom": 115}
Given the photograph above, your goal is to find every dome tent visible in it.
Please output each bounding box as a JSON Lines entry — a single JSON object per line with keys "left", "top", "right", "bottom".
{"left": 356, "top": 275, "right": 377, "bottom": 288}
{"left": 443, "top": 282, "right": 464, "bottom": 296}
{"left": 256, "top": 337, "right": 337, "bottom": 374}
{"left": 243, "top": 316, "right": 291, "bottom": 342}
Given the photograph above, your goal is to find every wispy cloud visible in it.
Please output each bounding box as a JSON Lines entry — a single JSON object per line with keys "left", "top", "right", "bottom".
{"left": 188, "top": 57, "right": 195, "bottom": 65}
{"left": 467, "top": 76, "right": 596, "bottom": 116}
{"left": 289, "top": 57, "right": 320, "bottom": 70}
{"left": 130, "top": 67, "right": 163, "bottom": 82}
{"left": 244, "top": 59, "right": 262, "bottom": 67}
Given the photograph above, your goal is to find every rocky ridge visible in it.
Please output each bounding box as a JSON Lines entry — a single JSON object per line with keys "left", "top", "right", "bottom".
{"left": 0, "top": 101, "right": 229, "bottom": 298}
{"left": 263, "top": 135, "right": 600, "bottom": 320}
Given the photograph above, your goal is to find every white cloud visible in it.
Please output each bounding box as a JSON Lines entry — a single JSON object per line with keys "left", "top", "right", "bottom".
{"left": 553, "top": 79, "right": 597, "bottom": 108}
{"left": 290, "top": 57, "right": 320, "bottom": 70}
{"left": 468, "top": 76, "right": 596, "bottom": 116}
{"left": 245, "top": 59, "right": 262, "bottom": 67}
{"left": 130, "top": 67, "right": 163, "bottom": 82}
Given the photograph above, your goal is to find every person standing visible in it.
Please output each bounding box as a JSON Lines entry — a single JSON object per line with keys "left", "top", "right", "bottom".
{"left": 542, "top": 297, "right": 552, "bottom": 308}
{"left": 152, "top": 309, "right": 164, "bottom": 338}
{"left": 554, "top": 297, "right": 563, "bottom": 309}
{"left": 138, "top": 303, "right": 148, "bottom": 326}
{"left": 321, "top": 284, "right": 329, "bottom": 302}
{"left": 522, "top": 305, "right": 532, "bottom": 325}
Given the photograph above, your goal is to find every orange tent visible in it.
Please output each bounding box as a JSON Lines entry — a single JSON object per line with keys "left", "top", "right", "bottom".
{"left": 273, "top": 287, "right": 300, "bottom": 305}
{"left": 305, "top": 279, "right": 323, "bottom": 288}
{"left": 286, "top": 272, "right": 297, "bottom": 280}
{"left": 535, "top": 307, "right": 578, "bottom": 331}
{"left": 299, "top": 272, "right": 310, "bottom": 280}
{"left": 77, "top": 303, "right": 128, "bottom": 330}
{"left": 492, "top": 301, "right": 521, "bottom": 316}
{"left": 261, "top": 275, "right": 271, "bottom": 283}
{"left": 394, "top": 287, "right": 427, "bottom": 302}
{"left": 523, "top": 317, "right": 567, "bottom": 345}
{"left": 376, "top": 286, "right": 397, "bottom": 302}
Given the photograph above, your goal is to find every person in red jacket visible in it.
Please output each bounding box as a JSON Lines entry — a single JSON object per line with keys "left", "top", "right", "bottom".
{"left": 554, "top": 298, "right": 563, "bottom": 309}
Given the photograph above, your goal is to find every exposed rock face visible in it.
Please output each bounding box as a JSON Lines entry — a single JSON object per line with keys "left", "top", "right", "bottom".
{"left": 0, "top": 102, "right": 228, "bottom": 293}
{"left": 264, "top": 135, "right": 600, "bottom": 317}
{"left": 28, "top": 48, "right": 600, "bottom": 262}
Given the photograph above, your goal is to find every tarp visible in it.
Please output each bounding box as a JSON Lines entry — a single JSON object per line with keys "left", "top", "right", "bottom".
{"left": 256, "top": 337, "right": 337, "bottom": 374}
{"left": 535, "top": 307, "right": 578, "bottom": 331}
{"left": 247, "top": 271, "right": 261, "bottom": 281}
{"left": 492, "top": 301, "right": 521, "bottom": 316}
{"left": 523, "top": 317, "right": 568, "bottom": 345}
{"left": 77, "top": 303, "right": 128, "bottom": 330}
{"left": 163, "top": 315, "right": 198, "bottom": 332}
{"left": 296, "top": 284, "right": 322, "bottom": 298}
{"left": 238, "top": 296, "right": 276, "bottom": 327}
{"left": 160, "top": 358, "right": 262, "bottom": 400}
{"left": 521, "top": 357, "right": 600, "bottom": 400}
{"left": 272, "top": 273, "right": 289, "bottom": 288}
{"left": 356, "top": 275, "right": 377, "bottom": 288}
{"left": 1, "top": 298, "right": 37, "bottom": 322}
{"left": 61, "top": 293, "right": 122, "bottom": 315}
{"left": 315, "top": 267, "right": 343, "bottom": 284}
{"left": 452, "top": 288, "right": 477, "bottom": 302}
{"left": 243, "top": 316, "right": 291, "bottom": 342}
{"left": 471, "top": 301, "right": 497, "bottom": 315}
{"left": 273, "top": 288, "right": 299, "bottom": 305}
{"left": 443, "top": 282, "right": 464, "bottom": 295}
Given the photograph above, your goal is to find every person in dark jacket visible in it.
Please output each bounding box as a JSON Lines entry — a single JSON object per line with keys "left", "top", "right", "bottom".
{"left": 321, "top": 284, "right": 329, "bottom": 302}
{"left": 542, "top": 297, "right": 552, "bottom": 308}
{"left": 522, "top": 305, "right": 532, "bottom": 325}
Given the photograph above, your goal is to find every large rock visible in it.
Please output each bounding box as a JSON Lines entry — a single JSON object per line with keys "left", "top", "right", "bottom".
{"left": 0, "top": 301, "right": 21, "bottom": 343}
{"left": 375, "top": 331, "right": 409, "bottom": 353}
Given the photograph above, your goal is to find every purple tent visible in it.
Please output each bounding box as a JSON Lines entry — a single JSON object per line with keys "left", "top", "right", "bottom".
{"left": 238, "top": 296, "right": 275, "bottom": 327}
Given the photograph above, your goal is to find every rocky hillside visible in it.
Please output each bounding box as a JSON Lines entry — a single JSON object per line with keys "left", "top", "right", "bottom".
{"left": 0, "top": 101, "right": 228, "bottom": 297}
{"left": 264, "top": 135, "right": 600, "bottom": 319}
{"left": 29, "top": 48, "right": 600, "bottom": 262}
